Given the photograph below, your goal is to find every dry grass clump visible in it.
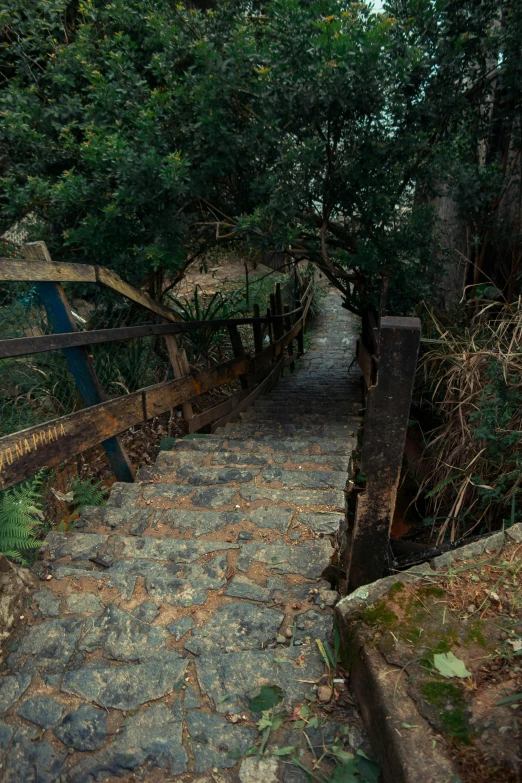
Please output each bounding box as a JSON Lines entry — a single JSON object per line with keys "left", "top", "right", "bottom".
{"left": 415, "top": 298, "right": 522, "bottom": 544}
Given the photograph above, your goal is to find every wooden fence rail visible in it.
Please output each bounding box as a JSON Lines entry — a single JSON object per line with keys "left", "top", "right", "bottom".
{"left": 0, "top": 242, "right": 313, "bottom": 491}
{"left": 347, "top": 313, "right": 421, "bottom": 591}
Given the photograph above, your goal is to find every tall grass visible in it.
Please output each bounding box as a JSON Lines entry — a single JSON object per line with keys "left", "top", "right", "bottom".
{"left": 416, "top": 298, "right": 522, "bottom": 543}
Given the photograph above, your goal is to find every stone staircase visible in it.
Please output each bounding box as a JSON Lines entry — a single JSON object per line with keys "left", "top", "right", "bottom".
{"left": 0, "top": 289, "right": 367, "bottom": 783}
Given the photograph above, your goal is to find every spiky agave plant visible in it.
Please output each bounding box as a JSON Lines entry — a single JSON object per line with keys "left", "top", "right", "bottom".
{"left": 0, "top": 473, "right": 45, "bottom": 563}
{"left": 169, "top": 286, "right": 243, "bottom": 365}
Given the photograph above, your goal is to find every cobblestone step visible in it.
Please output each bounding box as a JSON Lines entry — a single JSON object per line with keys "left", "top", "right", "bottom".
{"left": 170, "top": 434, "right": 354, "bottom": 455}
{"left": 137, "top": 466, "right": 348, "bottom": 492}
{"left": 78, "top": 502, "right": 343, "bottom": 540}
{"left": 156, "top": 449, "right": 350, "bottom": 472}
{"left": 218, "top": 422, "right": 357, "bottom": 438}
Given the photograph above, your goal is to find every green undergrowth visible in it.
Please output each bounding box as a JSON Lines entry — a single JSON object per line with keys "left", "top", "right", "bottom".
{"left": 242, "top": 683, "right": 381, "bottom": 782}
{"left": 0, "top": 473, "right": 107, "bottom": 563}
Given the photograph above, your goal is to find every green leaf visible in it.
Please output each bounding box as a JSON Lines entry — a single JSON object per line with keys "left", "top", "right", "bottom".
{"left": 272, "top": 745, "right": 296, "bottom": 756}
{"left": 271, "top": 713, "right": 284, "bottom": 731}
{"left": 327, "top": 761, "right": 359, "bottom": 782}
{"left": 158, "top": 437, "right": 177, "bottom": 450}
{"left": 356, "top": 752, "right": 381, "bottom": 783}
{"left": 425, "top": 474, "right": 459, "bottom": 499}
{"left": 433, "top": 652, "right": 472, "bottom": 679}
{"left": 497, "top": 692, "right": 522, "bottom": 706}
{"left": 329, "top": 744, "right": 355, "bottom": 764}
{"left": 299, "top": 704, "right": 310, "bottom": 719}
{"left": 257, "top": 711, "right": 273, "bottom": 731}
{"left": 249, "top": 685, "right": 284, "bottom": 713}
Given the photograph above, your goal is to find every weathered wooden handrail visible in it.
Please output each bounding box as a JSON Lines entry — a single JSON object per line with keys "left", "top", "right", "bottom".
{"left": 0, "top": 307, "right": 306, "bottom": 360}
{"left": 0, "top": 243, "right": 314, "bottom": 491}
{"left": 1, "top": 254, "right": 183, "bottom": 323}
{"left": 347, "top": 315, "right": 421, "bottom": 591}
{"left": 0, "top": 307, "right": 308, "bottom": 491}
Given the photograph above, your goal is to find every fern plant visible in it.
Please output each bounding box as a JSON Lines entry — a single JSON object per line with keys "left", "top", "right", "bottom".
{"left": 69, "top": 477, "right": 107, "bottom": 513}
{"left": 0, "top": 474, "right": 45, "bottom": 563}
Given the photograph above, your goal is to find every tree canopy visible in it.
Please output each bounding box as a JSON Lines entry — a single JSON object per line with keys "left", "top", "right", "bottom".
{"left": 1, "top": 0, "right": 520, "bottom": 312}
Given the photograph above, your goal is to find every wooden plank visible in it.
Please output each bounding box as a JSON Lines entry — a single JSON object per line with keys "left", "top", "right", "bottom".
{"left": 0, "top": 393, "right": 143, "bottom": 491}
{"left": 251, "top": 318, "right": 302, "bottom": 372}
{"left": 22, "top": 242, "right": 135, "bottom": 484}
{"left": 0, "top": 324, "right": 174, "bottom": 359}
{"left": 0, "top": 351, "right": 254, "bottom": 491}
{"left": 188, "top": 388, "right": 251, "bottom": 433}
{"left": 356, "top": 339, "right": 374, "bottom": 390}
{"left": 0, "top": 309, "right": 312, "bottom": 360}
{"left": 274, "top": 282, "right": 284, "bottom": 341}
{"left": 210, "top": 353, "right": 286, "bottom": 433}
{"left": 266, "top": 307, "right": 273, "bottom": 345}
{"left": 95, "top": 266, "right": 182, "bottom": 323}
{"left": 269, "top": 294, "right": 279, "bottom": 341}
{"left": 302, "top": 289, "right": 314, "bottom": 321}
{"left": 253, "top": 304, "right": 263, "bottom": 355}
{"left": 347, "top": 316, "right": 421, "bottom": 590}
{"left": 0, "top": 257, "right": 97, "bottom": 283}
{"left": 228, "top": 324, "right": 248, "bottom": 390}
{"left": 367, "top": 309, "right": 379, "bottom": 353}
{"left": 164, "top": 332, "right": 193, "bottom": 422}
{"left": 284, "top": 305, "right": 295, "bottom": 373}
{"left": 300, "top": 279, "right": 313, "bottom": 305}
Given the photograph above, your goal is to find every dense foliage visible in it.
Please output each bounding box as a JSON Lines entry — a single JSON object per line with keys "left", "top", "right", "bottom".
{"left": 1, "top": 0, "right": 521, "bottom": 312}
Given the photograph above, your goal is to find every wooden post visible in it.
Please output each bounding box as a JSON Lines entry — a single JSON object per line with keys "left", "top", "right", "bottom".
{"left": 297, "top": 324, "right": 304, "bottom": 356}
{"left": 22, "top": 242, "right": 135, "bottom": 483}
{"left": 346, "top": 316, "right": 421, "bottom": 591}
{"left": 284, "top": 305, "right": 295, "bottom": 372}
{"left": 228, "top": 324, "right": 248, "bottom": 389}
{"left": 269, "top": 293, "right": 281, "bottom": 342}
{"left": 163, "top": 332, "right": 194, "bottom": 422}
{"left": 266, "top": 307, "right": 273, "bottom": 346}
{"left": 253, "top": 304, "right": 263, "bottom": 355}
{"left": 275, "top": 282, "right": 283, "bottom": 324}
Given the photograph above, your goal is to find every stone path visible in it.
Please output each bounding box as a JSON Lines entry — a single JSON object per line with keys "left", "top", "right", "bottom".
{"left": 0, "top": 288, "right": 365, "bottom": 782}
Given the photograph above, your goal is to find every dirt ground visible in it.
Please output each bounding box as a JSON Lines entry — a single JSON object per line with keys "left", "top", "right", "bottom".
{"left": 359, "top": 540, "right": 522, "bottom": 782}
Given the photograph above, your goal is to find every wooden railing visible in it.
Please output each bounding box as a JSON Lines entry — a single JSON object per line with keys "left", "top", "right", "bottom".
{"left": 0, "top": 242, "right": 313, "bottom": 491}
{"left": 346, "top": 309, "right": 421, "bottom": 590}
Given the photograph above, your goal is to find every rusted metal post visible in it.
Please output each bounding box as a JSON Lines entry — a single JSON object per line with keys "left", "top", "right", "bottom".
{"left": 22, "top": 241, "right": 135, "bottom": 483}
{"left": 346, "top": 316, "right": 421, "bottom": 591}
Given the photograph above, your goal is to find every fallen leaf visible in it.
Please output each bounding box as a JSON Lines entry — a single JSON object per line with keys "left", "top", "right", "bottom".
{"left": 248, "top": 684, "right": 284, "bottom": 713}
{"left": 508, "top": 639, "right": 522, "bottom": 652}
{"left": 52, "top": 489, "right": 74, "bottom": 503}
{"left": 271, "top": 745, "right": 296, "bottom": 756}
{"left": 433, "top": 652, "right": 472, "bottom": 679}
